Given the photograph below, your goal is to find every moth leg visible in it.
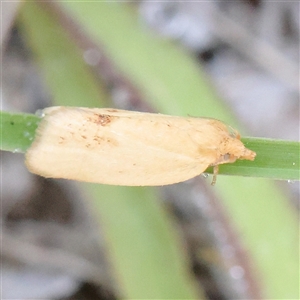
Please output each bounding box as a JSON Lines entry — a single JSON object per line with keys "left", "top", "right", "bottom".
{"left": 211, "top": 165, "right": 219, "bottom": 186}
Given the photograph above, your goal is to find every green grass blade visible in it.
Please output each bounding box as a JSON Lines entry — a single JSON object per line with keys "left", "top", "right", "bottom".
{"left": 87, "top": 184, "right": 199, "bottom": 299}
{"left": 17, "top": 2, "right": 110, "bottom": 108}
{"left": 1, "top": 110, "right": 299, "bottom": 182}
{"left": 0, "top": 111, "right": 40, "bottom": 152}
{"left": 212, "top": 137, "right": 300, "bottom": 181}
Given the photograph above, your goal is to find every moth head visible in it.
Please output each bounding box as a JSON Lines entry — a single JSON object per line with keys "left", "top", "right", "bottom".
{"left": 239, "top": 147, "right": 256, "bottom": 161}
{"left": 218, "top": 136, "right": 256, "bottom": 163}
{"left": 228, "top": 138, "right": 256, "bottom": 161}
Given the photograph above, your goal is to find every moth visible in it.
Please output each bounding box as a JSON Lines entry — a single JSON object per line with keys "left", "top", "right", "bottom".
{"left": 25, "top": 106, "right": 256, "bottom": 186}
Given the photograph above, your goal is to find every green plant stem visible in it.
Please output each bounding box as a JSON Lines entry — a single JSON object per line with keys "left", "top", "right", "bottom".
{"left": 0, "top": 111, "right": 40, "bottom": 153}
{"left": 1, "top": 110, "right": 299, "bottom": 181}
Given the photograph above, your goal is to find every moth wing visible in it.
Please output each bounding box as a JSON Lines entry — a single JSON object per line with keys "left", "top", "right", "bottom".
{"left": 26, "top": 107, "right": 212, "bottom": 186}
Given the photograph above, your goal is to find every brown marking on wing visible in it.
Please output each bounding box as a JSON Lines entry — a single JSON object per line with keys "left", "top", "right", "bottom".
{"left": 86, "top": 113, "right": 115, "bottom": 126}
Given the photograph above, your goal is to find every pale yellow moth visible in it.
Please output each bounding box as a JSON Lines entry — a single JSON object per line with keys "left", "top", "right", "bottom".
{"left": 25, "top": 106, "right": 256, "bottom": 186}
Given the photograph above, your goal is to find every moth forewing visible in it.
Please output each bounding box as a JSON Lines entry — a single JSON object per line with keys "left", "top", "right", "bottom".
{"left": 25, "top": 107, "right": 256, "bottom": 186}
